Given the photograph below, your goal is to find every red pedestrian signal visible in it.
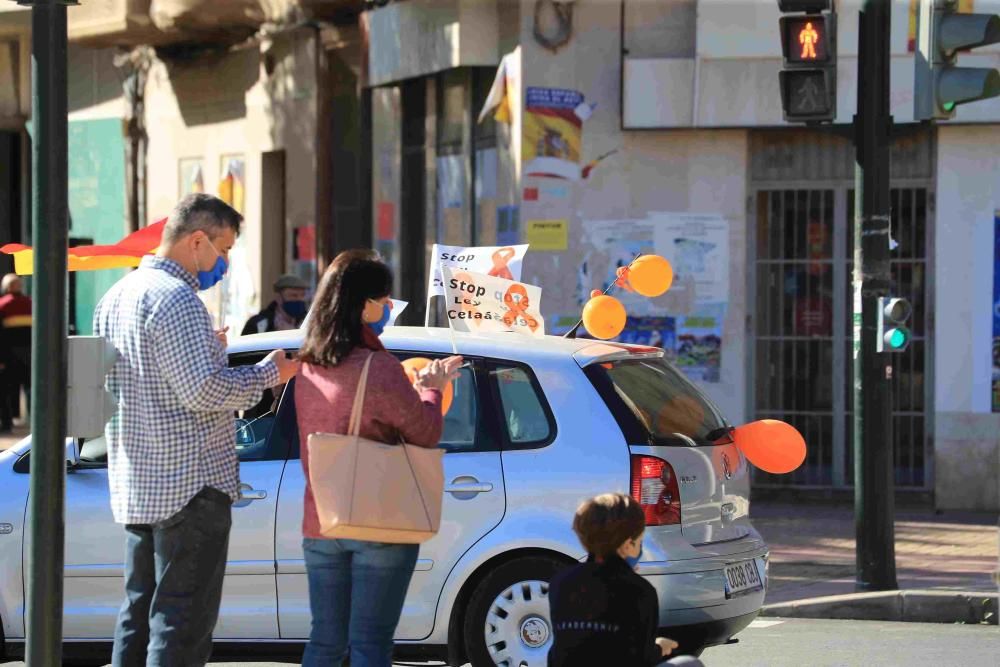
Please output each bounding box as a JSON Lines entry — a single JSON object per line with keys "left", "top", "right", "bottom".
{"left": 778, "top": 4, "right": 837, "bottom": 123}
{"left": 781, "top": 15, "right": 831, "bottom": 63}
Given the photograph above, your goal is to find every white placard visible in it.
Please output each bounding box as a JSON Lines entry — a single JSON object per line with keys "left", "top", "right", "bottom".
{"left": 441, "top": 267, "right": 545, "bottom": 337}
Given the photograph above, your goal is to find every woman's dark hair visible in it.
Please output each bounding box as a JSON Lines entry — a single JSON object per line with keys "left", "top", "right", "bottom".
{"left": 572, "top": 493, "right": 645, "bottom": 559}
{"left": 298, "top": 249, "right": 393, "bottom": 366}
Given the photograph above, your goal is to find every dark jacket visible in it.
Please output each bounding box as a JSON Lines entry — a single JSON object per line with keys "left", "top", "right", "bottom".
{"left": 548, "top": 554, "right": 662, "bottom": 667}
{"left": 241, "top": 301, "right": 303, "bottom": 336}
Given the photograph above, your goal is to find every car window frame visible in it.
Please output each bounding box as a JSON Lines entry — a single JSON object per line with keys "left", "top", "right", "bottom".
{"left": 485, "top": 359, "right": 557, "bottom": 452}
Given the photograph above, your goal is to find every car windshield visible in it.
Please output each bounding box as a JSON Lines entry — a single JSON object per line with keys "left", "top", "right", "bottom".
{"left": 587, "top": 357, "right": 732, "bottom": 446}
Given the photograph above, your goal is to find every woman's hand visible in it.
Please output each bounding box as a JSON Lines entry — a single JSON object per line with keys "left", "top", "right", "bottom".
{"left": 416, "top": 355, "right": 463, "bottom": 392}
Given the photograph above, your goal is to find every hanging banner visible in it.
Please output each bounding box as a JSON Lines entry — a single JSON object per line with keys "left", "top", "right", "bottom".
{"left": 522, "top": 87, "right": 589, "bottom": 181}
{"left": 441, "top": 267, "right": 544, "bottom": 337}
{"left": 427, "top": 243, "right": 530, "bottom": 297}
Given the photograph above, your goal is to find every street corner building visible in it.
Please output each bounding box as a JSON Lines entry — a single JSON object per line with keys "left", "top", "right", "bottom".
{"left": 0, "top": 0, "right": 997, "bottom": 511}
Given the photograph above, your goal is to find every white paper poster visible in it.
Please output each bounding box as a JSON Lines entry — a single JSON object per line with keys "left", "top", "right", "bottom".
{"left": 428, "top": 243, "right": 530, "bottom": 297}
{"left": 648, "top": 212, "right": 730, "bottom": 305}
{"left": 441, "top": 267, "right": 545, "bottom": 337}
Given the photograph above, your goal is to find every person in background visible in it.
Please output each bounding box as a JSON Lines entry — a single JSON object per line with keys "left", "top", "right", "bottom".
{"left": 548, "top": 493, "right": 702, "bottom": 667}
{"left": 0, "top": 273, "right": 31, "bottom": 433}
{"left": 94, "top": 193, "right": 300, "bottom": 667}
{"left": 241, "top": 273, "right": 309, "bottom": 335}
{"left": 295, "top": 249, "right": 461, "bottom": 667}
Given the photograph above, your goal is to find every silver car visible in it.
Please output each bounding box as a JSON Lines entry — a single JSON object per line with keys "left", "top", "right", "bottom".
{"left": 0, "top": 327, "right": 768, "bottom": 665}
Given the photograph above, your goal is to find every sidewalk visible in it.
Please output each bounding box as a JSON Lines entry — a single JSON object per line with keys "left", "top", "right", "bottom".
{"left": 753, "top": 500, "right": 998, "bottom": 619}
{"left": 0, "top": 421, "right": 28, "bottom": 452}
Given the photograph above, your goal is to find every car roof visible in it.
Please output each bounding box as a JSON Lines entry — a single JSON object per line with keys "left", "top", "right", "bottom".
{"left": 227, "top": 326, "right": 664, "bottom": 367}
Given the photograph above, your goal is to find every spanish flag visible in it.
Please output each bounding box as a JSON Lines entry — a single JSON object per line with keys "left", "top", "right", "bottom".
{"left": 0, "top": 218, "right": 166, "bottom": 276}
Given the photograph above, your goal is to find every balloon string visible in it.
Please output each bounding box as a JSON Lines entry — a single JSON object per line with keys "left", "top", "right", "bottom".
{"left": 564, "top": 251, "right": 644, "bottom": 339}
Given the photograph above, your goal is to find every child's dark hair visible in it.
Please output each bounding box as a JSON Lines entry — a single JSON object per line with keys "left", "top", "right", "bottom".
{"left": 572, "top": 493, "right": 645, "bottom": 559}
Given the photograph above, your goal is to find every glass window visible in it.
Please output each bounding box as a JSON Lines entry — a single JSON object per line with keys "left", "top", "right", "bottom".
{"left": 230, "top": 353, "right": 291, "bottom": 462}
{"left": 493, "top": 366, "right": 551, "bottom": 444}
{"left": 440, "top": 366, "right": 479, "bottom": 452}
{"left": 589, "top": 358, "right": 730, "bottom": 446}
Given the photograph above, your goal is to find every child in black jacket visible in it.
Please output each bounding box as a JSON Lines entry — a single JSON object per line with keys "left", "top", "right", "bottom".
{"left": 547, "top": 493, "right": 702, "bottom": 667}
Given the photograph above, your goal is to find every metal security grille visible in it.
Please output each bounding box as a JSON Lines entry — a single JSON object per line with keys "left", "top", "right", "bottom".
{"left": 752, "top": 187, "right": 931, "bottom": 489}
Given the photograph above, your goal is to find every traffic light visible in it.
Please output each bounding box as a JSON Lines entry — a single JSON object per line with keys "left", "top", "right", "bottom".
{"left": 67, "top": 336, "right": 118, "bottom": 439}
{"left": 778, "top": 0, "right": 837, "bottom": 123}
{"left": 876, "top": 297, "right": 912, "bottom": 353}
{"left": 915, "top": 0, "right": 1000, "bottom": 120}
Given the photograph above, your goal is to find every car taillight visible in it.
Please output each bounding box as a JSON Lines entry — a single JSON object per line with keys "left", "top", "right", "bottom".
{"left": 630, "top": 455, "right": 682, "bottom": 526}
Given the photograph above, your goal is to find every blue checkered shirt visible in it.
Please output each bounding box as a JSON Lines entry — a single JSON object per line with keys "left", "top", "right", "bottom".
{"left": 93, "top": 256, "right": 280, "bottom": 525}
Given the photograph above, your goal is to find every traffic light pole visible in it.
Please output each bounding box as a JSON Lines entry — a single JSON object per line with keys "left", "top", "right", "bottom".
{"left": 26, "top": 0, "right": 70, "bottom": 664}
{"left": 853, "top": 0, "right": 898, "bottom": 591}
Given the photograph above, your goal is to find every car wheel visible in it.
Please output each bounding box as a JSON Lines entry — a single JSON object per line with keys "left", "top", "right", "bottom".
{"left": 463, "top": 556, "right": 567, "bottom": 667}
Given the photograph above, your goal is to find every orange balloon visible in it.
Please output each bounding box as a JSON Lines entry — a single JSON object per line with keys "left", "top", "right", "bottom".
{"left": 401, "top": 357, "right": 453, "bottom": 415}
{"left": 628, "top": 255, "right": 674, "bottom": 297}
{"left": 733, "top": 419, "right": 807, "bottom": 474}
{"left": 583, "top": 295, "right": 627, "bottom": 340}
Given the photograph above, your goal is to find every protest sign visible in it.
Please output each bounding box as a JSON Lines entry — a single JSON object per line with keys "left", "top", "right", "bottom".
{"left": 441, "top": 267, "right": 544, "bottom": 337}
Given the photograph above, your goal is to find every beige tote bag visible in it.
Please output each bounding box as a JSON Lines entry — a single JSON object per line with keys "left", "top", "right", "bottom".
{"left": 307, "top": 353, "right": 445, "bottom": 544}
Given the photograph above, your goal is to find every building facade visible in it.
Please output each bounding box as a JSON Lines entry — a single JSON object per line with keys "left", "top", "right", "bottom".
{"left": 365, "top": 0, "right": 1000, "bottom": 511}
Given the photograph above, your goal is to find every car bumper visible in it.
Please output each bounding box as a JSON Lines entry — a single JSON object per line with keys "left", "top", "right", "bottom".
{"left": 659, "top": 608, "right": 760, "bottom": 655}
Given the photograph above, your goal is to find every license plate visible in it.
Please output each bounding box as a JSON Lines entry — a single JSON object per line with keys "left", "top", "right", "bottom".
{"left": 724, "top": 560, "right": 763, "bottom": 599}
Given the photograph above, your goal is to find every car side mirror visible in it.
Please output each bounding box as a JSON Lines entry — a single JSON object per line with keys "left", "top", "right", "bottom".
{"left": 235, "top": 419, "right": 255, "bottom": 446}
{"left": 65, "top": 438, "right": 81, "bottom": 468}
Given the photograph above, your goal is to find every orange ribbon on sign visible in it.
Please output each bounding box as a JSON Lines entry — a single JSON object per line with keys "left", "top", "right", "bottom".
{"left": 502, "top": 284, "right": 539, "bottom": 332}
{"left": 488, "top": 247, "right": 516, "bottom": 281}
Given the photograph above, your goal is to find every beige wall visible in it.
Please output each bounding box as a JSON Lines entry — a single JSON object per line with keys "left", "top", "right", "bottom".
{"left": 146, "top": 29, "right": 319, "bottom": 330}
{"left": 516, "top": 0, "right": 750, "bottom": 422}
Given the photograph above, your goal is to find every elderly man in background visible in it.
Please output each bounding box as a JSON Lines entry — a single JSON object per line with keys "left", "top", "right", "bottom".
{"left": 241, "top": 272, "right": 309, "bottom": 335}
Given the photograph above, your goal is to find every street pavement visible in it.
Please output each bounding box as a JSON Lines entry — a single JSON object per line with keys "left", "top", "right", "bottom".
{"left": 752, "top": 501, "right": 998, "bottom": 604}
{"left": 5, "top": 618, "right": 996, "bottom": 666}
{"left": 0, "top": 422, "right": 27, "bottom": 451}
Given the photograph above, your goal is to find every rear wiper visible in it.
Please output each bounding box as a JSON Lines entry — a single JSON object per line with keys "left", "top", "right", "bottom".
{"left": 705, "top": 426, "right": 735, "bottom": 443}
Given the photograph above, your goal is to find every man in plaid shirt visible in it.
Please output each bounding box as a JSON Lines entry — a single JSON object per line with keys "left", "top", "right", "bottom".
{"left": 94, "top": 194, "right": 299, "bottom": 667}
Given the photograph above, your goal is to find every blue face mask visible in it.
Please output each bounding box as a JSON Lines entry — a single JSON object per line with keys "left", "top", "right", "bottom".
{"left": 368, "top": 302, "right": 391, "bottom": 336}
{"left": 282, "top": 300, "right": 307, "bottom": 319}
{"left": 195, "top": 240, "right": 228, "bottom": 291}
{"left": 624, "top": 545, "right": 643, "bottom": 569}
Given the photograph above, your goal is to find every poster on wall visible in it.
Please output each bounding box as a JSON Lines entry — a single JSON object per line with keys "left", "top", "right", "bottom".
{"left": 205, "top": 156, "right": 256, "bottom": 333}
{"left": 675, "top": 304, "right": 725, "bottom": 383}
{"left": 522, "top": 87, "right": 592, "bottom": 181}
{"left": 649, "top": 212, "right": 731, "bottom": 306}
{"left": 993, "top": 210, "right": 1000, "bottom": 412}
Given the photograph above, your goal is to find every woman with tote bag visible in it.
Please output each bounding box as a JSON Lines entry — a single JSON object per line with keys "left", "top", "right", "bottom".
{"left": 295, "top": 249, "right": 462, "bottom": 667}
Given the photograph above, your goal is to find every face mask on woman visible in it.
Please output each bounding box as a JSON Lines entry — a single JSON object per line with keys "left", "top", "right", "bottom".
{"left": 368, "top": 302, "right": 391, "bottom": 336}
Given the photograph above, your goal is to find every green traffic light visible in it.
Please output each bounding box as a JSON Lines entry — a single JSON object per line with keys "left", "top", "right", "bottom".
{"left": 942, "top": 101, "right": 956, "bottom": 112}
{"left": 887, "top": 328, "right": 909, "bottom": 350}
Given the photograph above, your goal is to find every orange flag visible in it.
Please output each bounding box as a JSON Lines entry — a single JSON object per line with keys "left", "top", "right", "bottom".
{"left": 1, "top": 219, "right": 167, "bottom": 276}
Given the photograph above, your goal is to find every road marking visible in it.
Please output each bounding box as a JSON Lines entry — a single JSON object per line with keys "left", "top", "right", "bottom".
{"left": 748, "top": 619, "right": 786, "bottom": 629}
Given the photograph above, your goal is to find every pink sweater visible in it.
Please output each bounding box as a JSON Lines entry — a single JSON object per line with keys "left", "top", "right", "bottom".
{"left": 295, "top": 336, "right": 443, "bottom": 539}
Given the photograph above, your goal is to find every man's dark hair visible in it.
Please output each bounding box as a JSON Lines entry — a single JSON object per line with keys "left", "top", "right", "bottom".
{"left": 162, "top": 193, "right": 243, "bottom": 245}
{"left": 298, "top": 249, "right": 393, "bottom": 367}
{"left": 572, "top": 493, "right": 646, "bottom": 559}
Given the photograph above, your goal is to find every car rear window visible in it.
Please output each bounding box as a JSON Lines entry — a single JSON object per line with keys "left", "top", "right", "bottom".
{"left": 585, "top": 358, "right": 732, "bottom": 446}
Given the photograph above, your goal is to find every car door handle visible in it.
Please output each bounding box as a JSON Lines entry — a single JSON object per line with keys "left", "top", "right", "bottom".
{"left": 445, "top": 478, "right": 493, "bottom": 495}
{"left": 234, "top": 483, "right": 267, "bottom": 507}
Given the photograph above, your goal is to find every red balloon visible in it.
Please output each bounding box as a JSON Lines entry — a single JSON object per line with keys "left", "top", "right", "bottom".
{"left": 733, "top": 419, "right": 806, "bottom": 474}
{"left": 401, "top": 357, "right": 453, "bottom": 415}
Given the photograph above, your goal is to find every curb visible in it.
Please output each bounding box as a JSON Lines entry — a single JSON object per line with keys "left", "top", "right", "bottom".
{"left": 761, "top": 590, "right": 998, "bottom": 625}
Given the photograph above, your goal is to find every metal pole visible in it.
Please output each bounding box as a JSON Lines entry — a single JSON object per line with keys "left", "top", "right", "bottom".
{"left": 853, "top": 0, "right": 898, "bottom": 592}
{"left": 26, "top": 0, "right": 70, "bottom": 664}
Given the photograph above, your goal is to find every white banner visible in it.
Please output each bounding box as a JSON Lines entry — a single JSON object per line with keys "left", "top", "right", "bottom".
{"left": 428, "top": 243, "right": 530, "bottom": 298}
{"left": 441, "top": 267, "right": 545, "bottom": 337}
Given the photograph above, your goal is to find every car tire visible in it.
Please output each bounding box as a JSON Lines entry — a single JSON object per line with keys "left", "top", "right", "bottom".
{"left": 463, "top": 556, "right": 567, "bottom": 667}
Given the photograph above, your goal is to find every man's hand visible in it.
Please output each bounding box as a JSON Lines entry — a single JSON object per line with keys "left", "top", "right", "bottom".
{"left": 215, "top": 326, "right": 229, "bottom": 347}
{"left": 656, "top": 637, "right": 679, "bottom": 658}
{"left": 265, "top": 349, "right": 301, "bottom": 384}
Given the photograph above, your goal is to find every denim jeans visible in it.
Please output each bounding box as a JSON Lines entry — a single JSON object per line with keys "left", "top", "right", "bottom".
{"left": 111, "top": 486, "right": 233, "bottom": 667}
{"left": 302, "top": 537, "right": 419, "bottom": 667}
